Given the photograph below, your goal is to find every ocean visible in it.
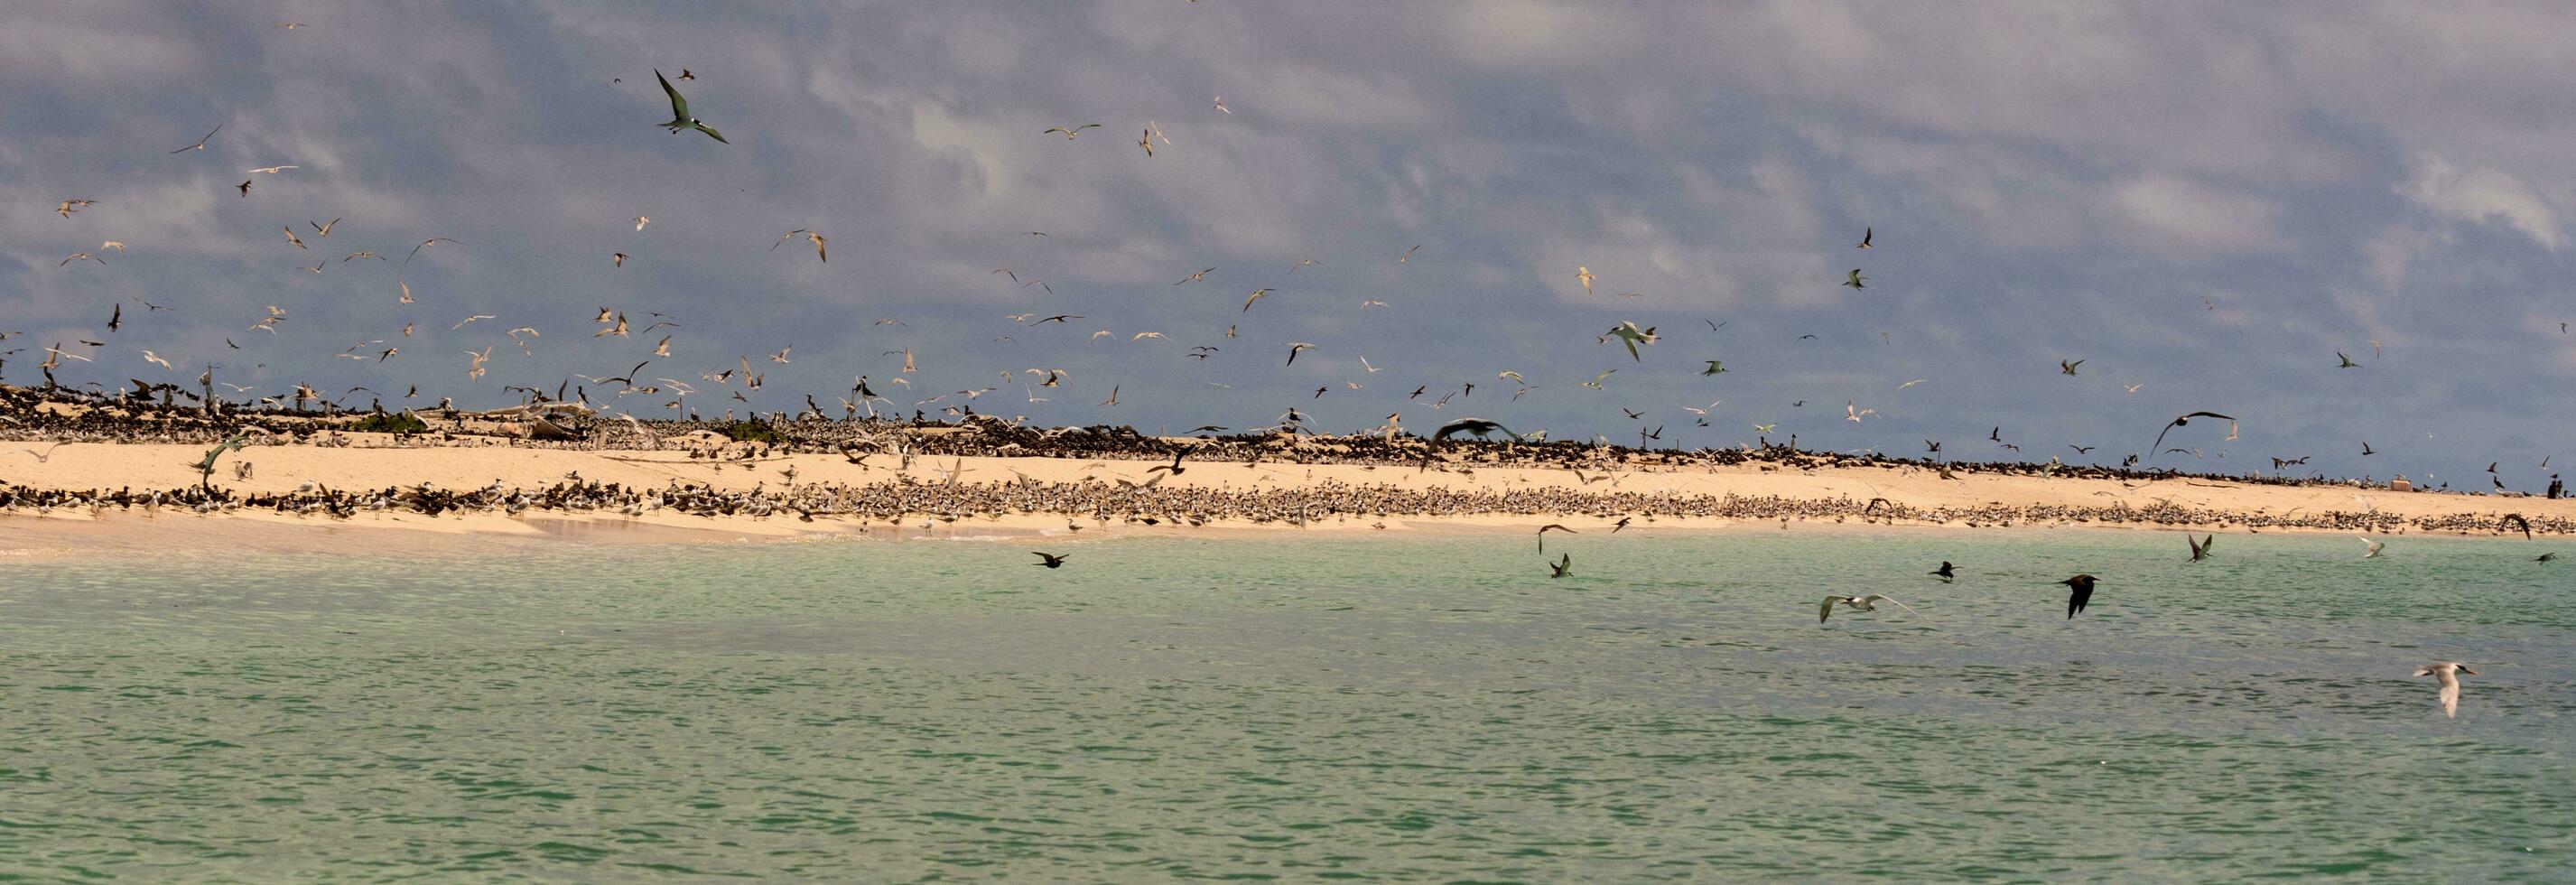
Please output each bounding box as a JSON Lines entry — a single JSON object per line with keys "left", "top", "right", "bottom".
{"left": 3, "top": 526, "right": 2569, "bottom": 880}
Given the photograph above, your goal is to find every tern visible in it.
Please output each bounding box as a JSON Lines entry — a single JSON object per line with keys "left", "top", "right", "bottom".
{"left": 2413, "top": 662, "right": 2476, "bottom": 718}
{"left": 1819, "top": 593, "right": 1917, "bottom": 623}
{"left": 653, "top": 70, "right": 728, "bottom": 143}
{"left": 2357, "top": 536, "right": 2385, "bottom": 558}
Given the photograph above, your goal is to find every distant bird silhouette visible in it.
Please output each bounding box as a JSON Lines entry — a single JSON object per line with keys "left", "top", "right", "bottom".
{"left": 1032, "top": 552, "right": 1069, "bottom": 569}
{"left": 2338, "top": 351, "right": 2361, "bottom": 368}
{"left": 1843, "top": 269, "right": 1867, "bottom": 289}
{"left": 1548, "top": 554, "right": 1571, "bottom": 579}
{"left": 1855, "top": 227, "right": 1873, "bottom": 249}
{"left": 2357, "top": 536, "right": 2385, "bottom": 558}
{"left": 2187, "top": 533, "right": 2215, "bottom": 562}
{"left": 1930, "top": 561, "right": 1955, "bottom": 582}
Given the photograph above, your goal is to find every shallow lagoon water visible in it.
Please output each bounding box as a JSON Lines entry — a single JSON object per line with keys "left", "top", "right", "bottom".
{"left": 3, "top": 527, "right": 2571, "bottom": 880}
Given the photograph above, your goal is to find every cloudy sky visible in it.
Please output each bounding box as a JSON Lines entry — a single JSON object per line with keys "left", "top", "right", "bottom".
{"left": 7, "top": 2, "right": 2571, "bottom": 488}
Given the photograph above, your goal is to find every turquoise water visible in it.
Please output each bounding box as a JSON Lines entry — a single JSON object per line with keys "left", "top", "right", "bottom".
{"left": 3, "top": 527, "right": 2571, "bottom": 880}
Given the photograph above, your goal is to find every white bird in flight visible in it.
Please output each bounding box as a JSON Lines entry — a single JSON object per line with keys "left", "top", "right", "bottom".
{"left": 2357, "top": 536, "right": 2385, "bottom": 558}
{"left": 1819, "top": 593, "right": 1918, "bottom": 623}
{"left": 2414, "top": 662, "right": 2476, "bottom": 718}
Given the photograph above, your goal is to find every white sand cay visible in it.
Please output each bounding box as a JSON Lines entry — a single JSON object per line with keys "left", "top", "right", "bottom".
{"left": 5, "top": 434, "right": 2569, "bottom": 551}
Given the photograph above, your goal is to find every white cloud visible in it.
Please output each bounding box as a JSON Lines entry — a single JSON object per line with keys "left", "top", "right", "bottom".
{"left": 2109, "top": 176, "right": 2283, "bottom": 256}
{"left": 2398, "top": 154, "right": 2566, "bottom": 250}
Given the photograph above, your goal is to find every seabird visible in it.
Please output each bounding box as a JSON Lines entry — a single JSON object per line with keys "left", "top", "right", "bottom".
{"left": 1930, "top": 561, "right": 1955, "bottom": 582}
{"left": 1819, "top": 593, "right": 1918, "bottom": 623}
{"left": 2061, "top": 574, "right": 2097, "bottom": 620}
{"left": 2413, "top": 662, "right": 2476, "bottom": 718}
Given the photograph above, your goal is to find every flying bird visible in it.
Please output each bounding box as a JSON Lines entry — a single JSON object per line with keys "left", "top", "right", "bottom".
{"left": 1032, "top": 552, "right": 1070, "bottom": 569}
{"left": 1043, "top": 124, "right": 1102, "bottom": 139}
{"left": 1703, "top": 360, "right": 1729, "bottom": 377}
{"left": 2150, "top": 411, "right": 2235, "bottom": 455}
{"left": 1548, "top": 554, "right": 1571, "bottom": 579}
{"left": 1603, "top": 321, "right": 1658, "bottom": 361}
{"left": 1536, "top": 524, "right": 1577, "bottom": 553}
{"left": 1576, "top": 266, "right": 1594, "bottom": 295}
{"left": 653, "top": 70, "right": 728, "bottom": 143}
{"left": 1285, "top": 342, "right": 1315, "bottom": 365}
{"left": 283, "top": 226, "right": 306, "bottom": 249}
{"left": 1931, "top": 562, "right": 1955, "bottom": 582}
{"left": 1213, "top": 96, "right": 1230, "bottom": 114}
{"left": 168, "top": 124, "right": 220, "bottom": 154}
{"left": 2061, "top": 574, "right": 2097, "bottom": 619}
{"left": 405, "top": 238, "right": 462, "bottom": 263}
{"left": 246, "top": 164, "right": 298, "bottom": 174}
{"left": 2414, "top": 662, "right": 2476, "bottom": 718}
{"left": 1242, "top": 288, "right": 1273, "bottom": 312}
{"left": 1843, "top": 269, "right": 1867, "bottom": 289}
{"left": 1432, "top": 418, "right": 1521, "bottom": 442}
{"left": 2186, "top": 533, "right": 2215, "bottom": 562}
{"left": 1819, "top": 593, "right": 1917, "bottom": 623}
{"left": 2357, "top": 536, "right": 2385, "bottom": 558}
{"left": 1855, "top": 227, "right": 1873, "bottom": 248}
{"left": 2060, "top": 359, "right": 2083, "bottom": 376}
{"left": 1846, "top": 401, "right": 1874, "bottom": 422}
{"left": 2338, "top": 351, "right": 2361, "bottom": 368}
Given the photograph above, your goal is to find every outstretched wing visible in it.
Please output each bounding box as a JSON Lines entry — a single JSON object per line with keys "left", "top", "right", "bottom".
{"left": 1865, "top": 594, "right": 1920, "bottom": 616}
{"left": 1819, "top": 597, "right": 1838, "bottom": 623}
{"left": 693, "top": 122, "right": 728, "bottom": 144}
{"left": 656, "top": 70, "right": 689, "bottom": 120}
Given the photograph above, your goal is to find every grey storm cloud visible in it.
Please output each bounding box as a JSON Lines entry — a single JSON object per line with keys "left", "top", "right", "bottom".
{"left": 4, "top": 1, "right": 2571, "bottom": 488}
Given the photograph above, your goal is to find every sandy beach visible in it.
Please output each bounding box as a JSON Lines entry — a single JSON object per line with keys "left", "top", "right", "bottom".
{"left": 6, "top": 427, "right": 2569, "bottom": 554}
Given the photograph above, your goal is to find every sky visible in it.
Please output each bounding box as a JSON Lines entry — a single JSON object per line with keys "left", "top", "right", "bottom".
{"left": 5, "top": 2, "right": 2572, "bottom": 490}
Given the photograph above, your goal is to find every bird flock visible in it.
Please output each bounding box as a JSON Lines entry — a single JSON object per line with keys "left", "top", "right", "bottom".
{"left": 15, "top": 28, "right": 2570, "bottom": 505}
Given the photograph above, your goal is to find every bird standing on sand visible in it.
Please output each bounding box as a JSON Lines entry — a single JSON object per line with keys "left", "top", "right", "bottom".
{"left": 2414, "top": 662, "right": 2476, "bottom": 718}
{"left": 2061, "top": 574, "right": 2097, "bottom": 619}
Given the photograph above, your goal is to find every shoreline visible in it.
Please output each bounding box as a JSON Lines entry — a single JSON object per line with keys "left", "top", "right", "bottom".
{"left": 5, "top": 439, "right": 2569, "bottom": 556}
